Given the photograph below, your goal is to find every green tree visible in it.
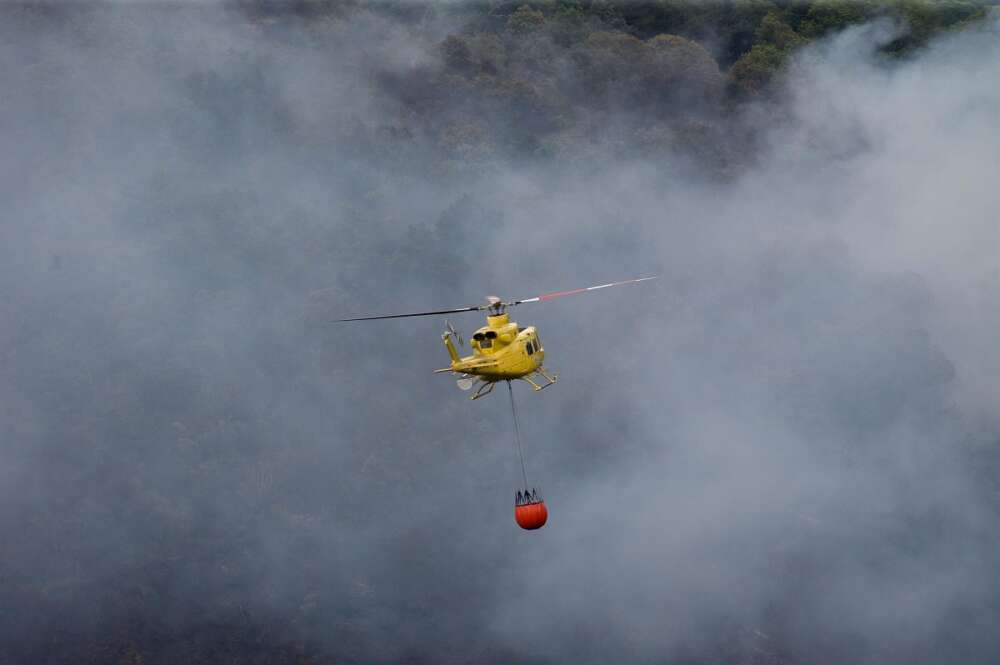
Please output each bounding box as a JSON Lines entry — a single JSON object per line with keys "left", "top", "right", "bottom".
{"left": 718, "top": 0, "right": 779, "bottom": 65}
{"left": 728, "top": 42, "right": 787, "bottom": 96}
{"left": 755, "top": 10, "right": 806, "bottom": 50}
{"left": 799, "top": 0, "right": 876, "bottom": 37}
{"left": 881, "top": 0, "right": 985, "bottom": 53}
{"left": 506, "top": 4, "right": 545, "bottom": 34}
{"left": 647, "top": 34, "right": 724, "bottom": 107}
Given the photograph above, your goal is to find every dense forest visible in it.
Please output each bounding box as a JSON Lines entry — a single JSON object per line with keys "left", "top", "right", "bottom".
{"left": 244, "top": 0, "right": 999, "bottom": 172}
{"left": 2, "top": 2, "right": 1000, "bottom": 664}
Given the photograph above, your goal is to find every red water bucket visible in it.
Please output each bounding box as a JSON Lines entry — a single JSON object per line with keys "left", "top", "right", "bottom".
{"left": 515, "top": 501, "right": 548, "bottom": 530}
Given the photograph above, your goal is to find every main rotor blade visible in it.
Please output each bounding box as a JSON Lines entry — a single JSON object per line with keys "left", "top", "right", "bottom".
{"left": 510, "top": 276, "right": 658, "bottom": 306}
{"left": 332, "top": 305, "right": 484, "bottom": 322}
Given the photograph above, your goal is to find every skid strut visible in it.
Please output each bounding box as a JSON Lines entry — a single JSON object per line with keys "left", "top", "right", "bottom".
{"left": 470, "top": 380, "right": 496, "bottom": 400}
{"left": 467, "top": 367, "right": 557, "bottom": 399}
{"left": 520, "top": 366, "right": 558, "bottom": 392}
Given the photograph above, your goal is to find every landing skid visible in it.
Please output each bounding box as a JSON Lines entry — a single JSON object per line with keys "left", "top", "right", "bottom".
{"left": 467, "top": 368, "right": 557, "bottom": 400}
{"left": 519, "top": 367, "right": 558, "bottom": 392}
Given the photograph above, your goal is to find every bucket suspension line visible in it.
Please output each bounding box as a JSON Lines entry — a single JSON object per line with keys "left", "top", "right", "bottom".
{"left": 507, "top": 380, "right": 548, "bottom": 530}
{"left": 507, "top": 380, "right": 529, "bottom": 490}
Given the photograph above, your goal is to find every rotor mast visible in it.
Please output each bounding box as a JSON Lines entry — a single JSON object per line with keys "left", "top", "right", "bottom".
{"left": 485, "top": 296, "right": 505, "bottom": 317}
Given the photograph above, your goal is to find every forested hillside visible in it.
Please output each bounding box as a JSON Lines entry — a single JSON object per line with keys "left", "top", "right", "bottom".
{"left": 242, "top": 0, "right": 998, "bottom": 172}
{"left": 3, "top": 2, "right": 1000, "bottom": 664}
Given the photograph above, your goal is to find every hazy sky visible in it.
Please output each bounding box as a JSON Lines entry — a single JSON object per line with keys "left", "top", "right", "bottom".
{"left": 2, "top": 5, "right": 999, "bottom": 664}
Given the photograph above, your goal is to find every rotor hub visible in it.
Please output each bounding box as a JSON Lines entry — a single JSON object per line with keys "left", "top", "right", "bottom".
{"left": 485, "top": 295, "right": 506, "bottom": 316}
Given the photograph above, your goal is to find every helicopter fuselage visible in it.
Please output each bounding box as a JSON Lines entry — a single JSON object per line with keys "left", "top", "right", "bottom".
{"left": 435, "top": 313, "right": 556, "bottom": 399}
{"left": 439, "top": 313, "right": 544, "bottom": 380}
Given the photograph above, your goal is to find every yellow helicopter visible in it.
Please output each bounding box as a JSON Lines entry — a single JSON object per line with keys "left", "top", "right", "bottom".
{"left": 334, "top": 276, "right": 657, "bottom": 400}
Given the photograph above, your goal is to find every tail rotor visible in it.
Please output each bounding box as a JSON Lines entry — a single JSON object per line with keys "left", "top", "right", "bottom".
{"left": 444, "top": 319, "right": 464, "bottom": 347}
